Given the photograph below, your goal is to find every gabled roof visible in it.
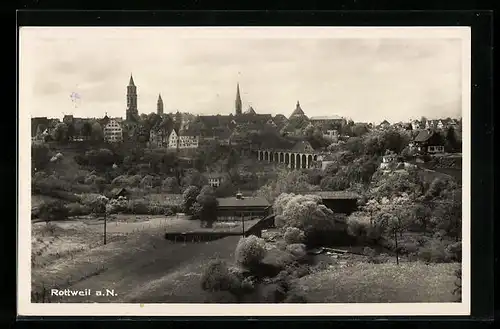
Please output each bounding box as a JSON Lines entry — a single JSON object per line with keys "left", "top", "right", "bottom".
{"left": 290, "top": 101, "right": 307, "bottom": 118}
{"left": 380, "top": 120, "right": 390, "bottom": 125}
{"left": 244, "top": 106, "right": 256, "bottom": 115}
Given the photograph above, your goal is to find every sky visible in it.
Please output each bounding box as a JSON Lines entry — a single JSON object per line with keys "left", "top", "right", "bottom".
{"left": 20, "top": 27, "right": 468, "bottom": 124}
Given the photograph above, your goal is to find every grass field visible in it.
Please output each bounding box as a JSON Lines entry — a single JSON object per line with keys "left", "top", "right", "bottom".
{"left": 31, "top": 215, "right": 261, "bottom": 303}
{"left": 296, "top": 261, "right": 460, "bottom": 303}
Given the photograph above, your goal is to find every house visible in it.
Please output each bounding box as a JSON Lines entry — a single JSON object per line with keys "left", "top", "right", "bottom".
{"left": 108, "top": 187, "right": 130, "bottom": 199}
{"left": 323, "top": 129, "right": 339, "bottom": 141}
{"left": 411, "top": 120, "right": 424, "bottom": 130}
{"left": 178, "top": 127, "right": 200, "bottom": 149}
{"left": 379, "top": 150, "right": 399, "bottom": 169}
{"left": 300, "top": 190, "right": 360, "bottom": 215}
{"left": 149, "top": 124, "right": 179, "bottom": 150}
{"left": 379, "top": 120, "right": 391, "bottom": 129}
{"left": 103, "top": 118, "right": 123, "bottom": 143}
{"left": 216, "top": 193, "right": 271, "bottom": 221}
{"left": 426, "top": 119, "right": 444, "bottom": 130}
{"left": 206, "top": 173, "right": 226, "bottom": 188}
{"left": 413, "top": 129, "right": 446, "bottom": 154}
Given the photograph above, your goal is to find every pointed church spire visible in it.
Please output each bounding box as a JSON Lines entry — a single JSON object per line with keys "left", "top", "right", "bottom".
{"left": 235, "top": 82, "right": 242, "bottom": 115}
{"left": 157, "top": 93, "right": 164, "bottom": 115}
{"left": 129, "top": 74, "right": 135, "bottom": 86}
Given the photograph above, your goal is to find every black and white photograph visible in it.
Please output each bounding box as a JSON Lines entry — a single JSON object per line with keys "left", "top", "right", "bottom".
{"left": 18, "top": 27, "right": 470, "bottom": 316}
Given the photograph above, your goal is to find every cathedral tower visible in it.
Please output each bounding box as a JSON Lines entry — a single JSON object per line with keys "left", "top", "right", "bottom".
{"left": 126, "top": 74, "right": 138, "bottom": 121}
{"left": 157, "top": 93, "right": 164, "bottom": 115}
{"left": 235, "top": 83, "right": 242, "bottom": 115}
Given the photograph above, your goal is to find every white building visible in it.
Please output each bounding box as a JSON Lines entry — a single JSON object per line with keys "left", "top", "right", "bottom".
{"left": 104, "top": 119, "right": 123, "bottom": 143}
{"left": 168, "top": 129, "right": 179, "bottom": 149}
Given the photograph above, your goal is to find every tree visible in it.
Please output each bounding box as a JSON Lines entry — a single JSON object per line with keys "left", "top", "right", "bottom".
{"left": 352, "top": 123, "right": 369, "bottom": 137}
{"left": 274, "top": 194, "right": 337, "bottom": 243}
{"left": 32, "top": 145, "right": 50, "bottom": 172}
{"left": 162, "top": 177, "right": 180, "bottom": 193}
{"left": 53, "top": 123, "right": 68, "bottom": 142}
{"left": 192, "top": 185, "right": 219, "bottom": 228}
{"left": 38, "top": 200, "right": 68, "bottom": 223}
{"left": 81, "top": 122, "right": 93, "bottom": 141}
{"left": 445, "top": 126, "right": 459, "bottom": 153}
{"left": 182, "top": 169, "right": 209, "bottom": 188}
{"left": 182, "top": 185, "right": 200, "bottom": 214}
{"left": 91, "top": 122, "right": 104, "bottom": 142}
{"left": 67, "top": 122, "right": 76, "bottom": 141}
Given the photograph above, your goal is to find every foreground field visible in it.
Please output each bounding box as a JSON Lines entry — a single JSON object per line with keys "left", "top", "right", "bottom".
{"left": 31, "top": 216, "right": 460, "bottom": 303}
{"left": 297, "top": 261, "right": 460, "bottom": 303}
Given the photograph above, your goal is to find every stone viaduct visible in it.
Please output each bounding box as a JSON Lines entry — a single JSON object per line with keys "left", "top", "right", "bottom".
{"left": 255, "top": 148, "right": 320, "bottom": 170}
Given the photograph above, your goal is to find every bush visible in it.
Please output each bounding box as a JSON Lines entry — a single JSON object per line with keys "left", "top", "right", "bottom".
{"left": 201, "top": 260, "right": 241, "bottom": 293}
{"left": 445, "top": 241, "right": 462, "bottom": 262}
{"left": 38, "top": 200, "right": 68, "bottom": 222}
{"left": 235, "top": 236, "right": 267, "bottom": 267}
{"left": 284, "top": 290, "right": 308, "bottom": 303}
{"left": 283, "top": 227, "right": 305, "bottom": 244}
{"left": 64, "top": 202, "right": 91, "bottom": 217}
{"left": 285, "top": 243, "right": 307, "bottom": 261}
{"left": 417, "top": 239, "right": 452, "bottom": 263}
{"left": 126, "top": 199, "right": 150, "bottom": 215}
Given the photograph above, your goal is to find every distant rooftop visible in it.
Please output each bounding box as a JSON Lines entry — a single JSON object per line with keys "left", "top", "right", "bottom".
{"left": 297, "top": 190, "right": 360, "bottom": 200}
{"left": 310, "top": 115, "right": 344, "bottom": 121}
{"left": 217, "top": 196, "right": 270, "bottom": 208}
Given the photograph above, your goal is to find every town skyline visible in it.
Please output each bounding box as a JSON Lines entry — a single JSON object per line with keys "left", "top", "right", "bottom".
{"left": 21, "top": 27, "right": 464, "bottom": 123}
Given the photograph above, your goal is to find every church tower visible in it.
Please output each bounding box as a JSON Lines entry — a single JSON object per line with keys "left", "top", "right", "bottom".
{"left": 126, "top": 74, "right": 138, "bottom": 121}
{"left": 157, "top": 93, "right": 164, "bottom": 115}
{"left": 235, "top": 83, "right": 242, "bottom": 116}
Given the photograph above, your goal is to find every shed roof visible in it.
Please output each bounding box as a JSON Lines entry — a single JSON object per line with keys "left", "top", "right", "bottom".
{"left": 217, "top": 196, "right": 270, "bottom": 208}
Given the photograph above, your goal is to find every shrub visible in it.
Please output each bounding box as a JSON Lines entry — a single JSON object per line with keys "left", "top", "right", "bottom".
{"left": 65, "top": 202, "right": 91, "bottom": 217}
{"left": 445, "top": 241, "right": 462, "bottom": 262}
{"left": 363, "top": 246, "right": 377, "bottom": 257}
{"left": 106, "top": 198, "right": 128, "bottom": 214}
{"left": 284, "top": 290, "right": 308, "bottom": 303}
{"left": 235, "top": 235, "right": 267, "bottom": 267}
{"left": 201, "top": 260, "right": 241, "bottom": 293}
{"left": 38, "top": 200, "right": 68, "bottom": 222}
{"left": 417, "top": 239, "right": 452, "bottom": 263}
{"left": 283, "top": 227, "right": 305, "bottom": 244}
{"left": 285, "top": 243, "right": 307, "bottom": 261}
{"left": 126, "top": 199, "right": 150, "bottom": 215}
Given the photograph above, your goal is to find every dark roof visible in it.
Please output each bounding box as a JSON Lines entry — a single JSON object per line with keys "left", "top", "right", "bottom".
{"left": 244, "top": 106, "right": 256, "bottom": 115}
{"left": 290, "top": 101, "right": 307, "bottom": 118}
{"left": 181, "top": 127, "right": 201, "bottom": 136}
{"left": 217, "top": 196, "right": 270, "bottom": 208}
{"left": 110, "top": 187, "right": 129, "bottom": 197}
{"left": 413, "top": 129, "right": 433, "bottom": 142}
{"left": 298, "top": 190, "right": 360, "bottom": 200}
{"left": 212, "top": 127, "right": 232, "bottom": 139}
{"left": 380, "top": 120, "right": 390, "bottom": 125}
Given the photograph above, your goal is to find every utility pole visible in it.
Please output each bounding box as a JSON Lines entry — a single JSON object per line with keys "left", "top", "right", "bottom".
{"left": 104, "top": 209, "right": 107, "bottom": 245}
{"left": 241, "top": 213, "right": 245, "bottom": 236}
